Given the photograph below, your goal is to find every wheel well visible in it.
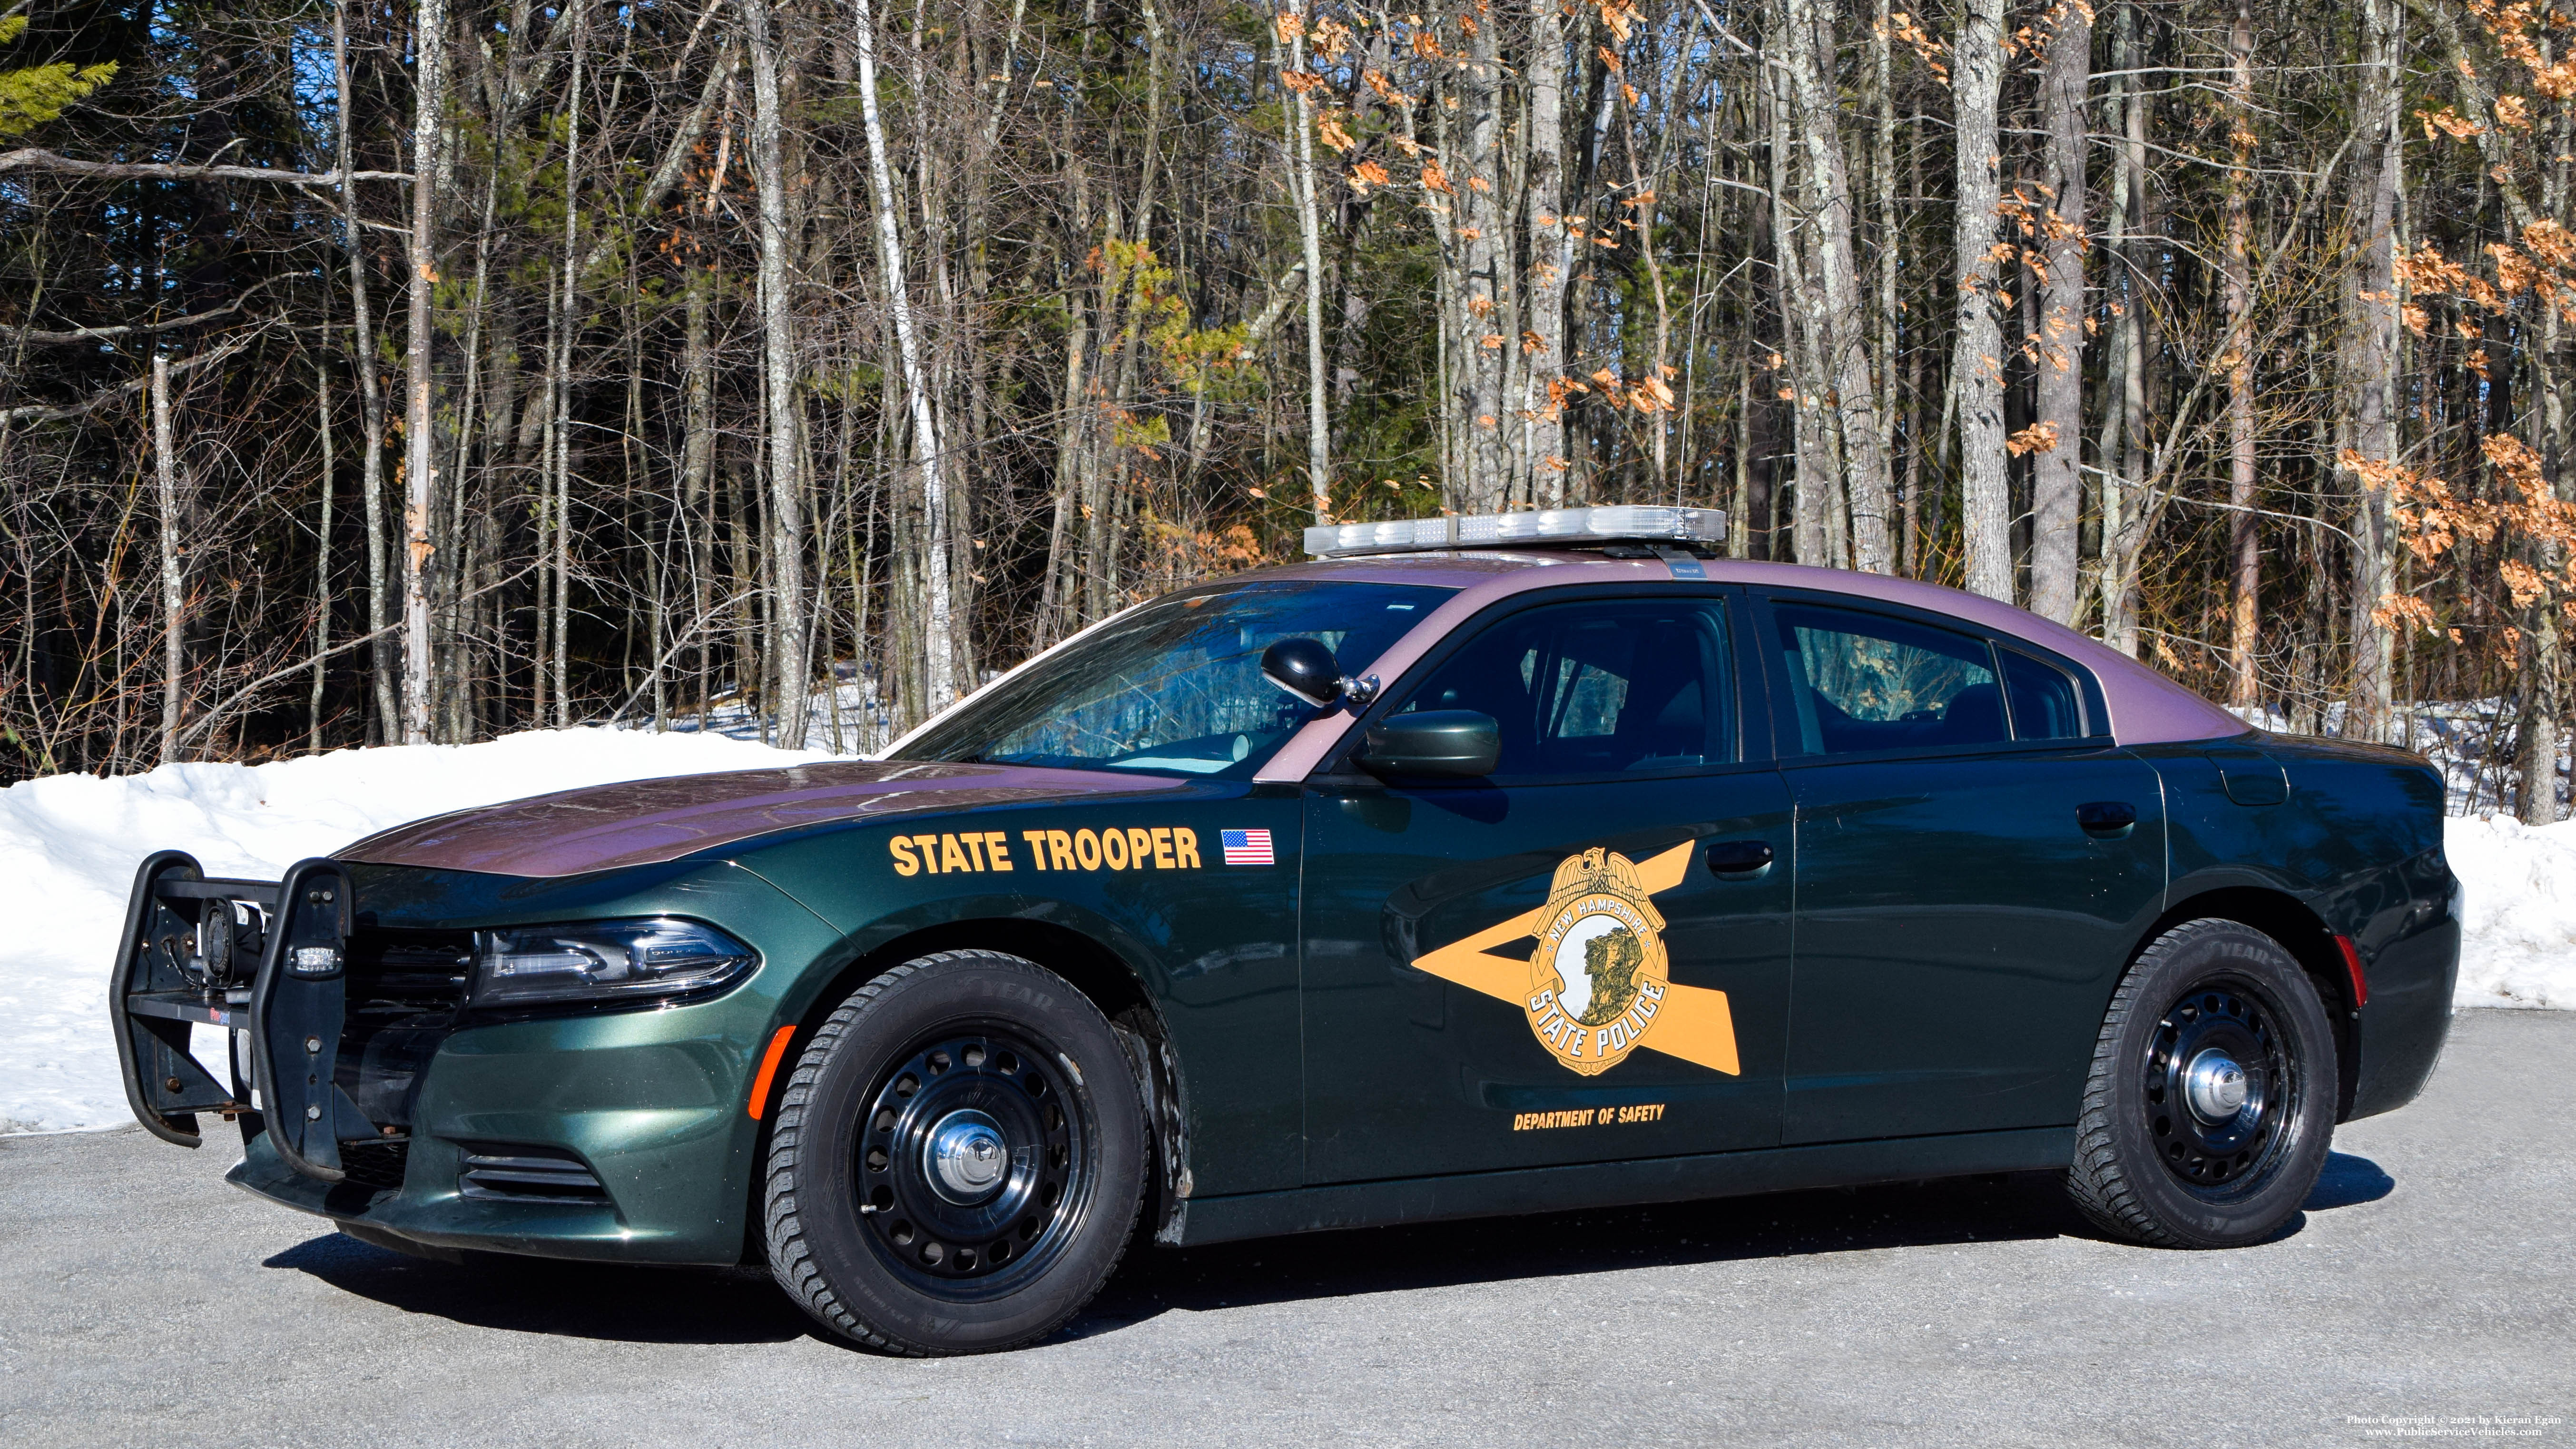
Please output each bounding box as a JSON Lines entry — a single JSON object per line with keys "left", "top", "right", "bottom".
{"left": 2138, "top": 887, "right": 2361, "bottom": 1120}
{"left": 814, "top": 918, "right": 1160, "bottom": 1032}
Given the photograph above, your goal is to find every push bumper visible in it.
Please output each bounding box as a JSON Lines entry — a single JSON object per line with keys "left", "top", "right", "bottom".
{"left": 115, "top": 853, "right": 846, "bottom": 1266}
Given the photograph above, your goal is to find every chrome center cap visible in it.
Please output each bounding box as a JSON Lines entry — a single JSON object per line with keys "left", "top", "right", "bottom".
{"left": 2184, "top": 1050, "right": 2250, "bottom": 1123}
{"left": 925, "top": 1109, "right": 1009, "bottom": 1203}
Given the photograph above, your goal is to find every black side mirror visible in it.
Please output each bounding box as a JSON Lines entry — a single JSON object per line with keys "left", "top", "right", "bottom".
{"left": 1357, "top": 710, "right": 1499, "bottom": 779}
{"left": 1263, "top": 638, "right": 1350, "bottom": 708}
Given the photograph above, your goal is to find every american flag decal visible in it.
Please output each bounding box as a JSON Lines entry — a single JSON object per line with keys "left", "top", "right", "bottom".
{"left": 1220, "top": 828, "right": 1275, "bottom": 866}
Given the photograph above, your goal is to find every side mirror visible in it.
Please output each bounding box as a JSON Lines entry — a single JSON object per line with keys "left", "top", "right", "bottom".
{"left": 1357, "top": 711, "right": 1499, "bottom": 779}
{"left": 1262, "top": 637, "right": 1378, "bottom": 710}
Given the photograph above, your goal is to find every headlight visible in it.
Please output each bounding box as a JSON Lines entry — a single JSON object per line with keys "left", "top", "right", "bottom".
{"left": 470, "top": 918, "right": 757, "bottom": 1008}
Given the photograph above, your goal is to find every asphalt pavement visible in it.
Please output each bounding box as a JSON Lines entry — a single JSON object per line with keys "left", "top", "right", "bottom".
{"left": 2, "top": 1009, "right": 2570, "bottom": 1449}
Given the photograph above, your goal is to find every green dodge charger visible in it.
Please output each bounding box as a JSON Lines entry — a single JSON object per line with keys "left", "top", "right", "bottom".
{"left": 113, "top": 507, "right": 2460, "bottom": 1355}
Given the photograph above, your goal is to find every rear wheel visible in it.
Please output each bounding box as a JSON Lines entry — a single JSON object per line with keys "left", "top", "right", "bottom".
{"left": 763, "top": 950, "right": 1147, "bottom": 1354}
{"left": 2066, "top": 918, "right": 2337, "bottom": 1248}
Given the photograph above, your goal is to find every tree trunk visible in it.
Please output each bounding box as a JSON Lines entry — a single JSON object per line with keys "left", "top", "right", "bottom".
{"left": 312, "top": 364, "right": 333, "bottom": 753}
{"left": 1457, "top": 6, "right": 1510, "bottom": 511}
{"left": 2223, "top": 0, "right": 2259, "bottom": 708}
{"left": 153, "top": 355, "right": 183, "bottom": 764}
{"left": 549, "top": 0, "right": 588, "bottom": 729}
{"left": 2028, "top": 0, "right": 2090, "bottom": 623}
{"left": 1950, "top": 0, "right": 2012, "bottom": 601}
{"left": 336, "top": 0, "right": 397, "bottom": 741}
{"left": 1782, "top": 0, "right": 1894, "bottom": 572}
{"left": 2522, "top": 613, "right": 2565, "bottom": 822}
{"left": 2344, "top": 0, "right": 2402, "bottom": 741}
{"left": 401, "top": 0, "right": 446, "bottom": 744}
{"left": 1765, "top": 60, "right": 1828, "bottom": 564}
{"left": 1522, "top": 0, "right": 1570, "bottom": 492}
{"left": 2099, "top": 0, "right": 2152, "bottom": 655}
{"left": 1288, "top": 2, "right": 1333, "bottom": 521}
{"left": 743, "top": 0, "right": 812, "bottom": 744}
{"left": 1875, "top": 0, "right": 1900, "bottom": 539}
{"left": 851, "top": 0, "right": 957, "bottom": 709}
{"left": 683, "top": 266, "right": 716, "bottom": 724}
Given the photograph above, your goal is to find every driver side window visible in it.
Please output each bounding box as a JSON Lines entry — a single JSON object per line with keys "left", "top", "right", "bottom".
{"left": 1386, "top": 597, "right": 1736, "bottom": 780}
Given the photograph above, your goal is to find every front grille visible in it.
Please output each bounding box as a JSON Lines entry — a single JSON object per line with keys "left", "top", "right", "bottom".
{"left": 338, "top": 1140, "right": 411, "bottom": 1191}
{"left": 457, "top": 1143, "right": 610, "bottom": 1204}
{"left": 344, "top": 929, "right": 474, "bottom": 1014}
{"left": 336, "top": 929, "right": 474, "bottom": 1129}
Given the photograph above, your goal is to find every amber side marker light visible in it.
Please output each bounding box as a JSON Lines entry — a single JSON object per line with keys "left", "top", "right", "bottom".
{"left": 747, "top": 1025, "right": 797, "bottom": 1120}
{"left": 2334, "top": 935, "right": 2370, "bottom": 1010}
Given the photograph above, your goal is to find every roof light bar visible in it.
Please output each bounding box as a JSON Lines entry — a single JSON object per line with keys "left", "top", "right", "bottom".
{"left": 1303, "top": 505, "right": 1729, "bottom": 559}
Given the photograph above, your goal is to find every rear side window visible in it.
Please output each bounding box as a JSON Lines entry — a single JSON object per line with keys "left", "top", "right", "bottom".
{"left": 1386, "top": 596, "right": 1736, "bottom": 779}
{"left": 1771, "top": 604, "right": 2007, "bottom": 756}
{"left": 2000, "top": 648, "right": 2087, "bottom": 740}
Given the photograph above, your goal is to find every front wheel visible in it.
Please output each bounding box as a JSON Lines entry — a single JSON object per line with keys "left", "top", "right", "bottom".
{"left": 2066, "top": 918, "right": 2338, "bottom": 1248}
{"left": 763, "top": 950, "right": 1148, "bottom": 1354}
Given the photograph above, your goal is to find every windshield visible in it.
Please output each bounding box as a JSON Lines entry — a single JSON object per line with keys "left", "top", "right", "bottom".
{"left": 898, "top": 580, "right": 1453, "bottom": 777}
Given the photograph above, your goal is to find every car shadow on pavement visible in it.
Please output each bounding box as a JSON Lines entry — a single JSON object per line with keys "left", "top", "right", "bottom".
{"left": 258, "top": 1152, "right": 2393, "bottom": 1350}
{"left": 263, "top": 1231, "right": 812, "bottom": 1344}
{"left": 2304, "top": 1150, "right": 2397, "bottom": 1210}
{"left": 1069, "top": 1151, "right": 2399, "bottom": 1340}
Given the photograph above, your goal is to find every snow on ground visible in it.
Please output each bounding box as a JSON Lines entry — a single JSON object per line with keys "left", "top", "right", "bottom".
{"left": 0, "top": 729, "right": 2568, "bottom": 1134}
{"left": 2444, "top": 814, "right": 2576, "bottom": 1010}
{"left": 0, "top": 729, "right": 830, "bottom": 1134}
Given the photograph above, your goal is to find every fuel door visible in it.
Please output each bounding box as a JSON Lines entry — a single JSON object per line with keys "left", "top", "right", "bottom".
{"left": 248, "top": 858, "right": 374, "bottom": 1180}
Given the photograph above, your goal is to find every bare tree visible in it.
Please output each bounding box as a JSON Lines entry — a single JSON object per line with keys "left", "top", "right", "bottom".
{"left": 1950, "top": 0, "right": 2011, "bottom": 601}
{"left": 1781, "top": 0, "right": 1893, "bottom": 572}
{"left": 2342, "top": 0, "right": 2402, "bottom": 740}
{"left": 851, "top": 0, "right": 955, "bottom": 710}
{"left": 2028, "top": 0, "right": 2088, "bottom": 623}
{"left": 153, "top": 354, "right": 183, "bottom": 763}
{"left": 743, "top": 0, "right": 812, "bottom": 742}
{"left": 1287, "top": 2, "right": 1333, "bottom": 521}
{"left": 400, "top": 0, "right": 446, "bottom": 743}
{"left": 2222, "top": 0, "right": 2258, "bottom": 708}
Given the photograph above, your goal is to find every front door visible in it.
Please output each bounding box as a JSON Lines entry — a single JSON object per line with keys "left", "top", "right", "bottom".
{"left": 1751, "top": 592, "right": 2169, "bottom": 1144}
{"left": 1297, "top": 589, "right": 1793, "bottom": 1185}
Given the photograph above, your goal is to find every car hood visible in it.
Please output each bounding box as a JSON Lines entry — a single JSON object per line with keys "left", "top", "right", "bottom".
{"left": 335, "top": 760, "right": 1193, "bottom": 878}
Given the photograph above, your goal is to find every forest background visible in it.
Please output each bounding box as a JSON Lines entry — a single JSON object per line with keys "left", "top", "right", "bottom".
{"left": 4, "top": 0, "right": 2573, "bottom": 820}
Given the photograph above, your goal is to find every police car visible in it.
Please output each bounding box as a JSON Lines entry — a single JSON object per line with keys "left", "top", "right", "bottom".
{"left": 112, "top": 506, "right": 2459, "bottom": 1355}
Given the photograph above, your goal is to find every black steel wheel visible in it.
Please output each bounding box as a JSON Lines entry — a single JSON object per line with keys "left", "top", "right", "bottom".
{"left": 2068, "top": 918, "right": 2338, "bottom": 1248}
{"left": 852, "top": 1029, "right": 1087, "bottom": 1295}
{"left": 2142, "top": 977, "right": 2292, "bottom": 1192}
{"left": 763, "top": 950, "right": 1147, "bottom": 1354}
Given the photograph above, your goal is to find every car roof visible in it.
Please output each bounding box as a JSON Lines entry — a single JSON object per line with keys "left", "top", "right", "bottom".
{"left": 1246, "top": 550, "right": 2246, "bottom": 781}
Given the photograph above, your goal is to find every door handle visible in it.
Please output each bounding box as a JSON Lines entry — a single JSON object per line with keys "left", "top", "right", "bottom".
{"left": 2077, "top": 801, "right": 2138, "bottom": 837}
{"left": 1705, "top": 839, "right": 1775, "bottom": 879}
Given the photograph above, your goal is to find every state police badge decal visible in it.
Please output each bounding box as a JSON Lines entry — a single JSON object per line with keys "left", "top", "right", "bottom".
{"left": 1408, "top": 838, "right": 1740, "bottom": 1079}
{"left": 1525, "top": 848, "right": 1671, "bottom": 1075}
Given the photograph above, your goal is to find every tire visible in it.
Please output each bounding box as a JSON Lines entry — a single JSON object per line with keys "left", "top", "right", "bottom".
{"left": 2066, "top": 918, "right": 2339, "bottom": 1248}
{"left": 762, "top": 950, "right": 1148, "bottom": 1354}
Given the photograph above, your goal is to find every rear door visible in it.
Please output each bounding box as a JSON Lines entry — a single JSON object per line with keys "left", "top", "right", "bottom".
{"left": 1753, "top": 591, "right": 2168, "bottom": 1144}
{"left": 1297, "top": 587, "right": 1794, "bottom": 1184}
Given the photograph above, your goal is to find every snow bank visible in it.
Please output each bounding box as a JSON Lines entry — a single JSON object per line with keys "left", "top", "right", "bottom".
{"left": 0, "top": 729, "right": 831, "bottom": 1134}
{"left": 2444, "top": 814, "right": 2576, "bottom": 1010}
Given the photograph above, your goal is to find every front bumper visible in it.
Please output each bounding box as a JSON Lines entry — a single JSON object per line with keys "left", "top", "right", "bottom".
{"left": 118, "top": 855, "right": 845, "bottom": 1266}
{"left": 229, "top": 1008, "right": 766, "bottom": 1262}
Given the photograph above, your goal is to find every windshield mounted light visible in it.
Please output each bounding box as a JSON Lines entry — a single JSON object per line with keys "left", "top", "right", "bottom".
{"left": 1301, "top": 505, "right": 1728, "bottom": 559}
{"left": 470, "top": 918, "right": 757, "bottom": 1009}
